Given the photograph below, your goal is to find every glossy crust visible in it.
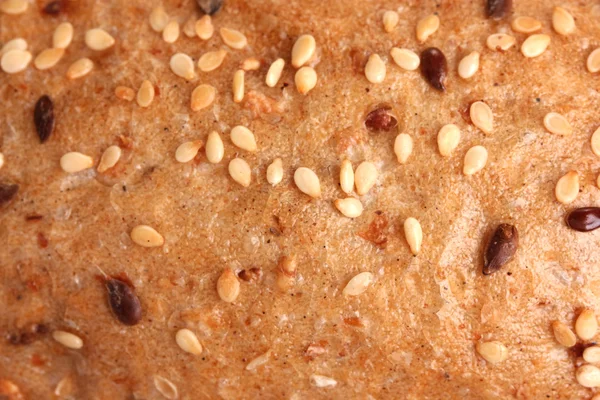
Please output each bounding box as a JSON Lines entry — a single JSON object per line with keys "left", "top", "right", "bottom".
{"left": 1, "top": 0, "right": 600, "bottom": 399}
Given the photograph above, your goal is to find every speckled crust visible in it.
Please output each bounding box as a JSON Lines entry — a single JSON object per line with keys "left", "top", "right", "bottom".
{"left": 2, "top": 0, "right": 600, "bottom": 399}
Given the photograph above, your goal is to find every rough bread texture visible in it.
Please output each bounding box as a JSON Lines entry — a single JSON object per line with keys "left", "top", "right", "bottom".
{"left": 1, "top": 0, "right": 600, "bottom": 399}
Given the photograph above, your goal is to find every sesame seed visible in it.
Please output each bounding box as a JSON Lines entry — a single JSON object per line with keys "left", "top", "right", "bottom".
{"left": 576, "top": 309, "right": 598, "bottom": 340}
{"left": 66, "top": 58, "right": 93, "bottom": 79}
{"left": 576, "top": 365, "right": 600, "bottom": 388}
{"left": 276, "top": 255, "right": 296, "bottom": 291}
{"left": 162, "top": 20, "right": 180, "bottom": 43}
{"left": 555, "top": 170, "right": 579, "bottom": 204}
{"left": 416, "top": 14, "right": 439, "bottom": 43}
{"left": 404, "top": 217, "right": 422, "bottom": 255}
{"left": 584, "top": 346, "right": 600, "bottom": 363}
{"left": 115, "top": 86, "right": 135, "bottom": 101}
{"left": 228, "top": 158, "right": 252, "bottom": 187}
{"left": 486, "top": 33, "right": 516, "bottom": 51}
{"left": 136, "top": 80, "right": 155, "bottom": 107}
{"left": 339, "top": 159, "right": 354, "bottom": 194}
{"left": 182, "top": 16, "right": 197, "bottom": 38}
{"left": 60, "top": 152, "right": 93, "bottom": 173}
{"left": 84, "top": 28, "right": 115, "bottom": 51}
{"left": 382, "top": 10, "right": 399, "bottom": 33}
{"left": 394, "top": 133, "right": 413, "bottom": 164}
{"left": 511, "top": 16, "right": 542, "bottom": 33}
{"left": 310, "top": 375, "right": 337, "bottom": 388}
{"left": 170, "top": 53, "right": 195, "bottom": 80}
{"left": 149, "top": 6, "right": 169, "bottom": 32}
{"left": 0, "top": 0, "right": 28, "bottom": 15}
{"left": 53, "top": 22, "right": 73, "bottom": 49}
{"left": 0, "top": 153, "right": 4, "bottom": 170}
{"left": 0, "top": 38, "right": 27, "bottom": 57}
{"left": 34, "top": 48, "right": 64, "bottom": 70}
{"left": 190, "top": 84, "right": 216, "bottom": 111}
{"left": 437, "top": 124, "right": 461, "bottom": 156}
{"left": 197, "top": 49, "right": 227, "bottom": 72}
{"left": 217, "top": 268, "right": 240, "bottom": 302}
{"left": 458, "top": 51, "right": 480, "bottom": 79}
{"left": 0, "top": 49, "right": 31, "bottom": 73}
{"left": 364, "top": 54, "right": 386, "bottom": 83}
{"left": 195, "top": 15, "right": 214, "bottom": 40}
{"left": 552, "top": 7, "right": 575, "bottom": 36}
{"left": 246, "top": 350, "right": 271, "bottom": 371}
{"left": 230, "top": 126, "right": 257, "bottom": 152}
{"left": 334, "top": 197, "right": 363, "bottom": 218}
{"left": 52, "top": 330, "right": 83, "bottom": 349}
{"left": 175, "top": 329, "right": 203, "bottom": 355}
{"left": 205, "top": 131, "right": 224, "bottom": 163}
{"left": 463, "top": 146, "right": 488, "bottom": 175}
{"left": 241, "top": 57, "right": 260, "bottom": 71}
{"left": 232, "top": 69, "right": 245, "bottom": 103}
{"left": 291, "top": 34, "right": 316, "bottom": 68}
{"left": 588, "top": 48, "right": 600, "bottom": 73}
{"left": 390, "top": 48, "right": 420, "bottom": 71}
{"left": 294, "top": 66, "right": 317, "bottom": 94}
{"left": 543, "top": 112, "right": 572, "bottom": 135}
{"left": 343, "top": 271, "right": 373, "bottom": 295}
{"left": 266, "top": 58, "right": 285, "bottom": 88}
{"left": 219, "top": 27, "right": 247, "bottom": 49}
{"left": 294, "top": 167, "right": 321, "bottom": 198}
{"left": 175, "top": 140, "right": 203, "bottom": 163}
{"left": 266, "top": 158, "right": 283, "bottom": 186}
{"left": 551, "top": 321, "right": 577, "bottom": 347}
{"left": 130, "top": 225, "right": 164, "bottom": 247}
{"left": 153, "top": 376, "right": 178, "bottom": 400}
{"left": 97, "top": 145, "right": 121, "bottom": 173}
{"left": 354, "top": 161, "right": 377, "bottom": 195}
{"left": 470, "top": 101, "right": 493, "bottom": 134}
{"left": 591, "top": 127, "right": 600, "bottom": 157}
{"left": 476, "top": 341, "right": 508, "bottom": 364}
{"left": 521, "top": 34, "right": 550, "bottom": 58}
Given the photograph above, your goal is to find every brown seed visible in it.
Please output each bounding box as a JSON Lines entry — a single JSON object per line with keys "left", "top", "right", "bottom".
{"left": 43, "top": 0, "right": 62, "bottom": 15}
{"left": 238, "top": 267, "right": 262, "bottom": 282}
{"left": 552, "top": 321, "right": 577, "bottom": 347}
{"left": 34, "top": 95, "right": 54, "bottom": 143}
{"left": 565, "top": 207, "right": 600, "bottom": 232}
{"left": 420, "top": 47, "right": 447, "bottom": 91}
{"left": 483, "top": 224, "right": 518, "bottom": 275}
{"left": 217, "top": 268, "right": 240, "bottom": 302}
{"left": 115, "top": 86, "right": 135, "bottom": 101}
{"left": 576, "top": 310, "right": 598, "bottom": 341}
{"left": 364, "top": 106, "right": 397, "bottom": 132}
{"left": 0, "top": 183, "right": 19, "bottom": 206}
{"left": 486, "top": 0, "right": 512, "bottom": 19}
{"left": 196, "top": 0, "right": 222, "bottom": 15}
{"left": 106, "top": 278, "right": 142, "bottom": 326}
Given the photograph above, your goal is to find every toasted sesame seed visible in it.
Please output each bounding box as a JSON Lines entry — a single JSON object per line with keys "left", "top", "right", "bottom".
{"left": 182, "top": 16, "right": 197, "bottom": 38}
{"left": 521, "top": 34, "right": 550, "bottom": 58}
{"left": 576, "top": 309, "right": 598, "bottom": 340}
{"left": 153, "top": 376, "right": 178, "bottom": 400}
{"left": 310, "top": 375, "right": 337, "bottom": 388}
{"left": 66, "top": 58, "right": 93, "bottom": 79}
{"left": 60, "top": 152, "right": 93, "bottom": 173}
{"left": 162, "top": 20, "right": 180, "bottom": 43}
{"left": 266, "top": 58, "right": 285, "bottom": 87}
{"left": 416, "top": 14, "right": 439, "bottom": 43}
{"left": 1, "top": 49, "right": 31, "bottom": 74}
{"left": 511, "top": 16, "right": 542, "bottom": 33}
{"left": 294, "top": 167, "right": 321, "bottom": 198}
{"left": 552, "top": 321, "right": 577, "bottom": 347}
{"left": 0, "top": 38, "right": 27, "bottom": 57}
{"left": 0, "top": 0, "right": 28, "bottom": 14}
{"left": 228, "top": 158, "right": 251, "bottom": 187}
{"left": 170, "top": 53, "right": 196, "bottom": 80}
{"left": 394, "top": 133, "right": 413, "bottom": 164}
{"left": 390, "top": 48, "right": 420, "bottom": 71}
{"left": 334, "top": 198, "right": 363, "bottom": 218}
{"left": 231, "top": 126, "right": 257, "bottom": 152}
{"left": 175, "top": 329, "right": 203, "bottom": 355}
{"left": 136, "top": 80, "right": 155, "bottom": 107}
{"left": 220, "top": 27, "right": 247, "bottom": 49}
{"left": 458, "top": 51, "right": 480, "bottom": 79}
{"left": 463, "top": 146, "right": 488, "bottom": 175}
{"left": 553, "top": 7, "right": 575, "bottom": 36}
{"left": 340, "top": 159, "right": 354, "bottom": 194}
{"left": 52, "top": 330, "right": 83, "bottom": 349}
{"left": 205, "top": 131, "right": 224, "bottom": 163}
{"left": 217, "top": 268, "right": 240, "bottom": 302}
{"left": 364, "top": 54, "right": 386, "bottom": 83}
{"left": 232, "top": 69, "right": 245, "bottom": 103}
{"left": 592, "top": 127, "right": 600, "bottom": 157}
{"left": 295, "top": 66, "right": 317, "bottom": 94}
{"left": 97, "top": 145, "right": 121, "bottom": 173}
{"left": 476, "top": 341, "right": 508, "bottom": 364}
{"left": 195, "top": 15, "right": 214, "bottom": 40}
{"left": 291, "top": 34, "right": 316, "bottom": 68}
{"left": 190, "top": 84, "right": 216, "bottom": 111}
{"left": 486, "top": 33, "right": 516, "bottom": 51}
{"left": 85, "top": 28, "right": 115, "bottom": 51}
{"left": 383, "top": 10, "right": 399, "bottom": 33}
{"left": 266, "top": 158, "right": 283, "bottom": 186}
{"left": 115, "top": 86, "right": 135, "bottom": 101}
{"left": 555, "top": 170, "right": 579, "bottom": 204}
{"left": 584, "top": 346, "right": 600, "bottom": 363}
{"left": 437, "top": 124, "right": 461, "bottom": 156}
{"left": 53, "top": 22, "right": 74, "bottom": 49}
{"left": 175, "top": 140, "right": 203, "bottom": 163}
{"left": 343, "top": 271, "right": 373, "bottom": 295}
{"left": 149, "top": 6, "right": 169, "bottom": 32}
{"left": 241, "top": 57, "right": 260, "bottom": 71}
{"left": 577, "top": 365, "right": 600, "bottom": 388}
{"left": 587, "top": 48, "right": 600, "bottom": 73}
{"left": 246, "top": 350, "right": 271, "bottom": 371}
{"left": 276, "top": 255, "right": 296, "bottom": 291}
{"left": 198, "top": 49, "right": 227, "bottom": 72}
{"left": 0, "top": 153, "right": 4, "bottom": 170}
{"left": 404, "top": 217, "right": 422, "bottom": 255}
{"left": 543, "top": 112, "right": 572, "bottom": 135}
{"left": 34, "top": 48, "right": 64, "bottom": 70}
{"left": 470, "top": 101, "right": 493, "bottom": 134}
{"left": 130, "top": 225, "right": 164, "bottom": 247}
{"left": 354, "top": 161, "right": 377, "bottom": 195}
